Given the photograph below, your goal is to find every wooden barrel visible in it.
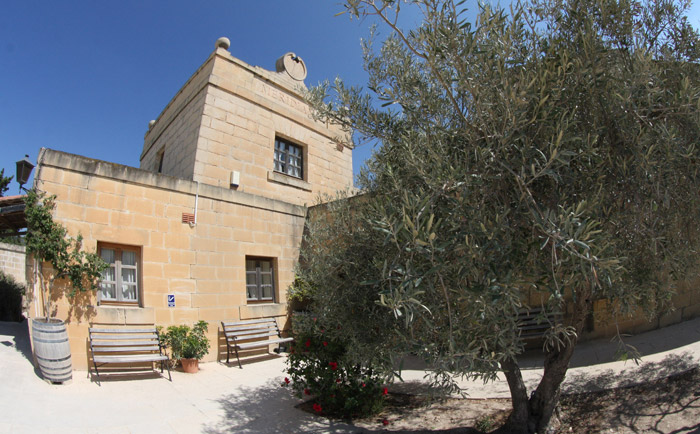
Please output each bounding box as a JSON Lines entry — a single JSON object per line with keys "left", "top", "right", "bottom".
{"left": 31, "top": 319, "right": 72, "bottom": 383}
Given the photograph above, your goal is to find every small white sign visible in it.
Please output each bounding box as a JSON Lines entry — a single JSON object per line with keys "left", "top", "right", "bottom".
{"left": 167, "top": 294, "right": 175, "bottom": 307}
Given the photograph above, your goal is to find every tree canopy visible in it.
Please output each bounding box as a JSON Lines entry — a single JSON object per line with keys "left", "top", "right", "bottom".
{"left": 0, "top": 169, "right": 12, "bottom": 197}
{"left": 297, "top": 0, "right": 700, "bottom": 431}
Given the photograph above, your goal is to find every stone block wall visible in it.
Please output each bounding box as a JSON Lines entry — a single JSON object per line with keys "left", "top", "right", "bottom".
{"left": 522, "top": 275, "right": 700, "bottom": 341}
{"left": 30, "top": 148, "right": 305, "bottom": 369}
{"left": 0, "top": 242, "right": 26, "bottom": 285}
{"left": 140, "top": 47, "right": 354, "bottom": 208}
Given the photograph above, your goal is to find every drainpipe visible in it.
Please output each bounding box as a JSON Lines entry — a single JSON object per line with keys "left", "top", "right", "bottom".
{"left": 190, "top": 181, "right": 199, "bottom": 227}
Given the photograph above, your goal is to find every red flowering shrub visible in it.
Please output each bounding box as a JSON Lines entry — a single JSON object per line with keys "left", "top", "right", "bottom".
{"left": 285, "top": 312, "right": 387, "bottom": 418}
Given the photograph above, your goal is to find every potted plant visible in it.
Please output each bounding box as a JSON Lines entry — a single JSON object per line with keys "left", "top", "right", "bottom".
{"left": 24, "top": 189, "right": 107, "bottom": 382}
{"left": 159, "top": 320, "right": 210, "bottom": 373}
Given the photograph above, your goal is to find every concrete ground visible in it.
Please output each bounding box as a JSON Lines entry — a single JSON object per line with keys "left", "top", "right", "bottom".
{"left": 1, "top": 317, "right": 699, "bottom": 433}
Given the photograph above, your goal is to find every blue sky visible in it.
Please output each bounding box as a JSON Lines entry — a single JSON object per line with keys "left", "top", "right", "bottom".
{"left": 0, "top": 0, "right": 421, "bottom": 192}
{"left": 1, "top": 1, "right": 699, "bottom": 193}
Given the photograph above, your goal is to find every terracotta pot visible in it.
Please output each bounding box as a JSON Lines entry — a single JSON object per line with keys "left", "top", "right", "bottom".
{"left": 180, "top": 358, "right": 199, "bottom": 373}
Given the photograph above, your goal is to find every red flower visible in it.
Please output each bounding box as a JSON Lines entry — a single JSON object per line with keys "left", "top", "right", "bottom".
{"left": 361, "top": 383, "right": 366, "bottom": 388}
{"left": 313, "top": 403, "right": 322, "bottom": 413}
{"left": 330, "top": 394, "right": 335, "bottom": 398}
{"left": 305, "top": 340, "right": 311, "bottom": 348}
{"left": 329, "top": 362, "right": 338, "bottom": 370}
{"left": 322, "top": 341, "right": 328, "bottom": 346}
{"left": 336, "top": 378, "right": 341, "bottom": 383}
{"left": 382, "top": 419, "right": 390, "bottom": 426}
{"left": 284, "top": 377, "right": 290, "bottom": 384}
{"left": 304, "top": 388, "right": 311, "bottom": 395}
{"left": 382, "top": 387, "right": 388, "bottom": 395}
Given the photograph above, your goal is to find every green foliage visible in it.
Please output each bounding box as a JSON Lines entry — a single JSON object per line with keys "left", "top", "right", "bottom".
{"left": 303, "top": 0, "right": 700, "bottom": 430}
{"left": 24, "top": 189, "right": 107, "bottom": 318}
{"left": 475, "top": 415, "right": 495, "bottom": 433}
{"left": 287, "top": 273, "right": 316, "bottom": 303}
{"left": 0, "top": 168, "right": 12, "bottom": 197}
{"left": 159, "top": 320, "right": 210, "bottom": 361}
{"left": 285, "top": 313, "right": 388, "bottom": 418}
{"left": 0, "top": 271, "right": 25, "bottom": 322}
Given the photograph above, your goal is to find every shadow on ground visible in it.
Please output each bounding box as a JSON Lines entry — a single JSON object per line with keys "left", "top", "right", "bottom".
{"left": 202, "top": 378, "right": 485, "bottom": 434}
{"left": 0, "top": 319, "right": 45, "bottom": 380}
{"left": 561, "top": 359, "right": 700, "bottom": 433}
{"left": 562, "top": 351, "right": 698, "bottom": 393}
{"left": 0, "top": 319, "right": 33, "bottom": 363}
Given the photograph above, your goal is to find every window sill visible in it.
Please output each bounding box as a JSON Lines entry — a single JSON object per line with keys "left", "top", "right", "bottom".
{"left": 240, "top": 302, "right": 287, "bottom": 319}
{"left": 267, "top": 171, "right": 312, "bottom": 191}
{"left": 93, "top": 306, "right": 154, "bottom": 324}
{"left": 98, "top": 302, "right": 140, "bottom": 308}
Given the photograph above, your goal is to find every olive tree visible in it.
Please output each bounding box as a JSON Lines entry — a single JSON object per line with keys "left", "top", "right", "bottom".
{"left": 298, "top": 0, "right": 700, "bottom": 431}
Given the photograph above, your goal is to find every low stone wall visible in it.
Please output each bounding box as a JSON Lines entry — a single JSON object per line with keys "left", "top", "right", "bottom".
{"left": 522, "top": 274, "right": 700, "bottom": 341}
{"left": 0, "top": 242, "right": 26, "bottom": 285}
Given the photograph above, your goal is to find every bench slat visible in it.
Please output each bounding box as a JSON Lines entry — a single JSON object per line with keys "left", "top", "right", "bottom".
{"left": 227, "top": 331, "right": 279, "bottom": 341}
{"left": 224, "top": 323, "right": 274, "bottom": 330}
{"left": 91, "top": 340, "right": 160, "bottom": 347}
{"left": 237, "top": 337, "right": 293, "bottom": 350}
{"left": 89, "top": 333, "right": 159, "bottom": 340}
{"left": 93, "top": 354, "right": 168, "bottom": 363}
{"left": 516, "top": 308, "right": 562, "bottom": 340}
{"left": 89, "top": 328, "right": 158, "bottom": 334}
{"left": 224, "top": 327, "right": 276, "bottom": 337}
{"left": 93, "top": 345, "right": 162, "bottom": 353}
{"left": 222, "top": 318, "right": 276, "bottom": 327}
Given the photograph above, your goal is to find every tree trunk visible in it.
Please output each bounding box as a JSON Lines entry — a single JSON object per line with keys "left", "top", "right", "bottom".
{"left": 527, "top": 340, "right": 577, "bottom": 432}
{"left": 501, "top": 358, "right": 532, "bottom": 433}
{"left": 502, "top": 295, "right": 591, "bottom": 433}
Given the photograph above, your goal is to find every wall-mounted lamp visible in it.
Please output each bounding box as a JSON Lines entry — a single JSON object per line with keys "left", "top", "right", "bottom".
{"left": 16, "top": 154, "right": 34, "bottom": 193}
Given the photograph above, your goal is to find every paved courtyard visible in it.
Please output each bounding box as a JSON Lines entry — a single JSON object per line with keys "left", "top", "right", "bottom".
{"left": 1, "top": 317, "right": 699, "bottom": 433}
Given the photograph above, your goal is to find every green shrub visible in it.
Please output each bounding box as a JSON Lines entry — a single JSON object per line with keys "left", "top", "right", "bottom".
{"left": 287, "top": 273, "right": 315, "bottom": 304}
{"left": 159, "top": 320, "right": 210, "bottom": 363}
{"left": 285, "top": 313, "right": 387, "bottom": 418}
{"left": 0, "top": 271, "right": 25, "bottom": 322}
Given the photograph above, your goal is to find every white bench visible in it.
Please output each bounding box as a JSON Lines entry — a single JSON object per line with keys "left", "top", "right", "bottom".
{"left": 517, "top": 307, "right": 562, "bottom": 340}
{"left": 221, "top": 318, "right": 293, "bottom": 368}
{"left": 88, "top": 327, "right": 171, "bottom": 385}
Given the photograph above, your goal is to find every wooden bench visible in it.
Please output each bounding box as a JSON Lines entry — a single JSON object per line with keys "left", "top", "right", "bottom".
{"left": 517, "top": 307, "right": 562, "bottom": 340}
{"left": 221, "top": 318, "right": 293, "bottom": 368}
{"left": 88, "top": 327, "right": 171, "bottom": 385}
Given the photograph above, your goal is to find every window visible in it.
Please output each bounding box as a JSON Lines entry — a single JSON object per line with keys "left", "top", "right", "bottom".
{"left": 155, "top": 148, "right": 165, "bottom": 173}
{"left": 274, "top": 137, "right": 303, "bottom": 179}
{"left": 246, "top": 258, "right": 275, "bottom": 302}
{"left": 98, "top": 244, "right": 141, "bottom": 305}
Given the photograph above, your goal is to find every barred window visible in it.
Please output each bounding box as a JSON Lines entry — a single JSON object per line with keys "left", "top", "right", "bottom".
{"left": 246, "top": 257, "right": 275, "bottom": 302}
{"left": 273, "top": 137, "right": 303, "bottom": 179}
{"left": 98, "top": 244, "right": 140, "bottom": 305}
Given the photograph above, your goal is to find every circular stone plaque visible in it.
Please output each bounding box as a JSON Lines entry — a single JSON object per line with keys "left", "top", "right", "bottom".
{"left": 275, "top": 52, "right": 307, "bottom": 81}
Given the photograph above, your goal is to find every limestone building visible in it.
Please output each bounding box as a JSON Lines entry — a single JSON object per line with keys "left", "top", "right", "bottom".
{"left": 27, "top": 38, "right": 353, "bottom": 369}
